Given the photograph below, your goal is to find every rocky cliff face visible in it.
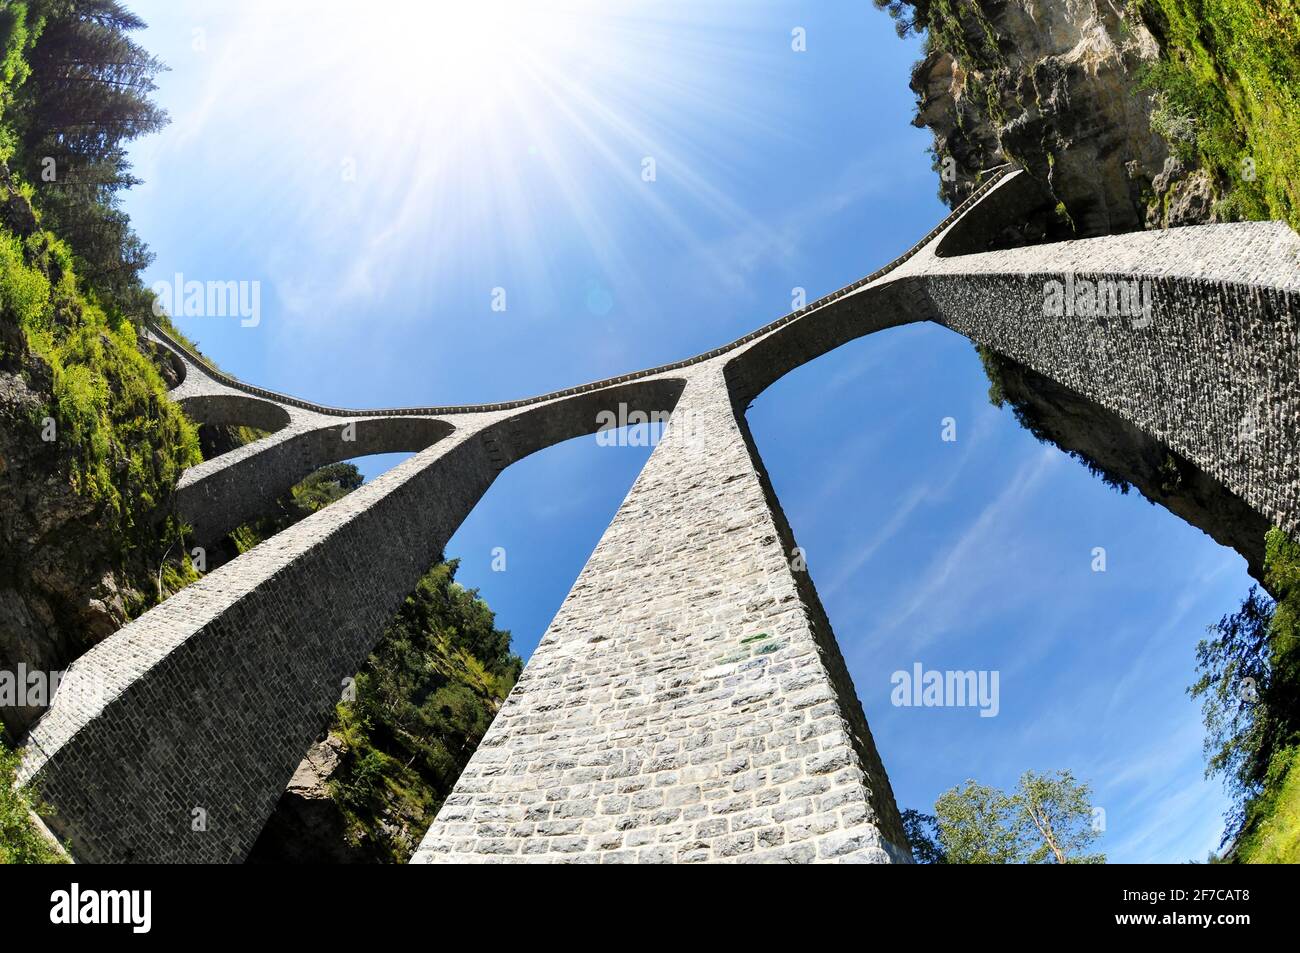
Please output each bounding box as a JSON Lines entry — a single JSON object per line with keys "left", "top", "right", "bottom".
{"left": 0, "top": 159, "right": 201, "bottom": 742}
{"left": 903, "top": 0, "right": 1272, "bottom": 583}
{"left": 0, "top": 368, "right": 125, "bottom": 736}
{"left": 0, "top": 332, "right": 189, "bottom": 739}
{"left": 910, "top": 0, "right": 1216, "bottom": 235}
{"left": 246, "top": 736, "right": 370, "bottom": 864}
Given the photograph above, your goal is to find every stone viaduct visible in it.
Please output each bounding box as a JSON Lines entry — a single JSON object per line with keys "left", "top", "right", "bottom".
{"left": 16, "top": 167, "right": 1300, "bottom": 863}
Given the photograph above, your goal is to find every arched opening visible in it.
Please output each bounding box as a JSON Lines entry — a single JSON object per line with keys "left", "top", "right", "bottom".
{"left": 177, "top": 392, "right": 295, "bottom": 464}
{"left": 245, "top": 378, "right": 686, "bottom": 862}
{"left": 743, "top": 321, "right": 1253, "bottom": 862}
{"left": 176, "top": 416, "right": 456, "bottom": 548}
{"left": 158, "top": 342, "right": 188, "bottom": 387}
{"left": 177, "top": 392, "right": 294, "bottom": 433}
{"left": 932, "top": 170, "right": 1057, "bottom": 258}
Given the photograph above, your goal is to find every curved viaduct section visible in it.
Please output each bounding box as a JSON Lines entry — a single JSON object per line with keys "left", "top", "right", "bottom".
{"left": 19, "top": 168, "right": 1300, "bottom": 864}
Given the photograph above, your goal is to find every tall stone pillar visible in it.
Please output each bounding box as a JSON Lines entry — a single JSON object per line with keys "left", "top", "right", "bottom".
{"left": 415, "top": 363, "right": 911, "bottom": 863}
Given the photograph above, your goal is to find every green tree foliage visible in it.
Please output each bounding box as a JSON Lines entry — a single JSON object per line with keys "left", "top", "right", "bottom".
{"left": 0, "top": 738, "right": 67, "bottom": 863}
{"left": 0, "top": 2, "right": 35, "bottom": 128}
{"left": 934, "top": 780, "right": 1023, "bottom": 864}
{"left": 330, "top": 558, "right": 520, "bottom": 861}
{"left": 901, "top": 807, "right": 947, "bottom": 863}
{"left": 10, "top": 0, "right": 168, "bottom": 312}
{"left": 929, "top": 770, "right": 1105, "bottom": 864}
{"left": 1190, "top": 588, "right": 1275, "bottom": 813}
{"left": 228, "top": 466, "right": 520, "bottom": 862}
{"left": 1191, "top": 528, "right": 1300, "bottom": 859}
{"left": 872, "top": 0, "right": 931, "bottom": 38}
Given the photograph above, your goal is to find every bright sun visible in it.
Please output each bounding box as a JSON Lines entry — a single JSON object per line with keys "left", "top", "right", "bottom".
{"left": 216, "top": 0, "right": 773, "bottom": 308}
{"left": 387, "top": 1, "right": 594, "bottom": 113}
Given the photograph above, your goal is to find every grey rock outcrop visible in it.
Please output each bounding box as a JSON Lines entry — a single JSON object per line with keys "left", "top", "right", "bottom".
{"left": 246, "top": 736, "right": 370, "bottom": 864}
{"left": 912, "top": 0, "right": 1171, "bottom": 236}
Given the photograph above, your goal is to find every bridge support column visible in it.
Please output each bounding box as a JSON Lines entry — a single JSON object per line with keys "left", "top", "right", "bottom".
{"left": 414, "top": 364, "right": 910, "bottom": 863}
{"left": 18, "top": 423, "right": 501, "bottom": 862}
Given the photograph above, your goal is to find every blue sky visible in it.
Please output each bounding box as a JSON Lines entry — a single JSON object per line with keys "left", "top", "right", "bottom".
{"left": 124, "top": 0, "right": 1251, "bottom": 862}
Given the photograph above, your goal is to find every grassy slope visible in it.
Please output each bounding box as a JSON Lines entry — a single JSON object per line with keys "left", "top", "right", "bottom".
{"left": 1235, "top": 747, "right": 1300, "bottom": 861}
{"left": 1138, "top": 0, "right": 1300, "bottom": 228}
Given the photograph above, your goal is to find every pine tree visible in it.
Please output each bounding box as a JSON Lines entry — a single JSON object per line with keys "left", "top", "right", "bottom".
{"left": 13, "top": 0, "right": 168, "bottom": 311}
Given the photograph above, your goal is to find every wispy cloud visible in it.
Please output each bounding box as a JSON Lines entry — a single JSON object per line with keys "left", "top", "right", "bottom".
{"left": 847, "top": 443, "right": 1060, "bottom": 663}
{"left": 1101, "top": 550, "right": 1240, "bottom": 721}
{"left": 822, "top": 405, "right": 1001, "bottom": 599}
{"left": 1093, "top": 718, "right": 1230, "bottom": 862}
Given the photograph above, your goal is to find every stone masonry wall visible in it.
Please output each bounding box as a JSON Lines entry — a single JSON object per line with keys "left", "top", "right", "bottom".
{"left": 19, "top": 427, "right": 500, "bottom": 862}
{"left": 909, "top": 222, "right": 1300, "bottom": 537}
{"left": 414, "top": 364, "right": 911, "bottom": 863}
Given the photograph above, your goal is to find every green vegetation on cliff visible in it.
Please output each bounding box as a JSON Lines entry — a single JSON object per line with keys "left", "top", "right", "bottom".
{"left": 0, "top": 0, "right": 199, "bottom": 598}
{"left": 0, "top": 222, "right": 200, "bottom": 544}
{"left": 0, "top": 738, "right": 65, "bottom": 862}
{"left": 1192, "top": 529, "right": 1300, "bottom": 862}
{"left": 1137, "top": 0, "right": 1300, "bottom": 228}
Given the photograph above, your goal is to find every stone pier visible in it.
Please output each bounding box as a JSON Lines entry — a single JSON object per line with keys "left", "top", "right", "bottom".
{"left": 414, "top": 366, "right": 909, "bottom": 863}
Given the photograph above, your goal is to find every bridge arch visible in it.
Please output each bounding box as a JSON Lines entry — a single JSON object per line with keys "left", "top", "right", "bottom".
{"left": 721, "top": 172, "right": 1300, "bottom": 542}
{"left": 20, "top": 166, "right": 1300, "bottom": 864}
{"left": 177, "top": 392, "right": 293, "bottom": 433}
{"left": 177, "top": 415, "right": 456, "bottom": 545}
{"left": 739, "top": 319, "right": 1260, "bottom": 853}
{"left": 18, "top": 370, "right": 691, "bottom": 862}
